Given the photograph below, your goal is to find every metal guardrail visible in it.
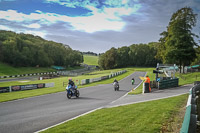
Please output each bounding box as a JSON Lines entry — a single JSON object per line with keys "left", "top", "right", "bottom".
{"left": 81, "top": 70, "right": 127, "bottom": 85}
{"left": 158, "top": 78, "right": 179, "bottom": 89}
{"left": 180, "top": 83, "right": 200, "bottom": 133}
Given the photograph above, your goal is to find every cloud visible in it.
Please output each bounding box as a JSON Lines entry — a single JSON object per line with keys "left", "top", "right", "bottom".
{"left": 45, "top": 0, "right": 99, "bottom": 9}
{"left": 0, "top": 0, "right": 199, "bottom": 53}
{"left": 0, "top": 0, "right": 142, "bottom": 33}
{"left": 23, "top": 23, "right": 41, "bottom": 29}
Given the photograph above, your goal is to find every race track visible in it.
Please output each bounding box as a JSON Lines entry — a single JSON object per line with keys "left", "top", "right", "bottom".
{"left": 0, "top": 72, "right": 146, "bottom": 133}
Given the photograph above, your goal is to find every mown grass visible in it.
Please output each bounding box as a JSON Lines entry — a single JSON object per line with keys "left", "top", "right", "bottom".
{"left": 0, "top": 62, "right": 55, "bottom": 76}
{"left": 0, "top": 68, "right": 134, "bottom": 102}
{"left": 177, "top": 72, "right": 200, "bottom": 85}
{"left": 43, "top": 94, "right": 188, "bottom": 133}
{"left": 83, "top": 55, "right": 99, "bottom": 66}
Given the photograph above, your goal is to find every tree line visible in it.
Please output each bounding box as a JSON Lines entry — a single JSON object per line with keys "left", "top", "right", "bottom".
{"left": 99, "top": 7, "right": 200, "bottom": 71}
{"left": 0, "top": 30, "right": 83, "bottom": 67}
{"left": 98, "top": 42, "right": 161, "bottom": 69}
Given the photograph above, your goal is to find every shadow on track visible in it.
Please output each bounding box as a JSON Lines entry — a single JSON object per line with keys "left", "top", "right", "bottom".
{"left": 67, "top": 97, "right": 103, "bottom": 101}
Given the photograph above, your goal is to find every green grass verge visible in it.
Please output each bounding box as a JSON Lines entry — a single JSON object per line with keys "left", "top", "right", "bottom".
{"left": 0, "top": 62, "right": 55, "bottom": 76}
{"left": 0, "top": 68, "right": 134, "bottom": 102}
{"left": 177, "top": 72, "right": 200, "bottom": 85}
{"left": 83, "top": 55, "right": 99, "bottom": 66}
{"left": 42, "top": 94, "right": 188, "bottom": 133}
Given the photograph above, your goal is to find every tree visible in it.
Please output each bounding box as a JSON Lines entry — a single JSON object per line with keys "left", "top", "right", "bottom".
{"left": 0, "top": 30, "right": 83, "bottom": 67}
{"left": 159, "top": 7, "right": 198, "bottom": 73}
{"left": 98, "top": 47, "right": 118, "bottom": 69}
{"left": 116, "top": 46, "right": 130, "bottom": 67}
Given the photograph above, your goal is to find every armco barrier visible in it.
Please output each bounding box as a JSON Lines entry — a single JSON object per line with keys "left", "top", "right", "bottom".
{"left": 158, "top": 78, "right": 179, "bottom": 89}
{"left": 0, "top": 82, "right": 54, "bottom": 93}
{"left": 0, "top": 72, "right": 58, "bottom": 79}
{"left": 0, "top": 87, "right": 10, "bottom": 93}
{"left": 180, "top": 83, "right": 200, "bottom": 133}
{"left": 81, "top": 70, "right": 127, "bottom": 85}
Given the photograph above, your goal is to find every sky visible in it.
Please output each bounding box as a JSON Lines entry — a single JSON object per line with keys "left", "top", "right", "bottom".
{"left": 0, "top": 0, "right": 200, "bottom": 53}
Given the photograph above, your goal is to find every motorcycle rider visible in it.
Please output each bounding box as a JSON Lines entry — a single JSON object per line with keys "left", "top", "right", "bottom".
{"left": 113, "top": 79, "right": 119, "bottom": 89}
{"left": 113, "top": 79, "right": 118, "bottom": 83}
{"left": 68, "top": 78, "right": 75, "bottom": 92}
{"left": 132, "top": 78, "right": 135, "bottom": 85}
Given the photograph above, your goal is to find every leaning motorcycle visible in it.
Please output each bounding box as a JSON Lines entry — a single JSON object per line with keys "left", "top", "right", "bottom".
{"left": 66, "top": 85, "right": 80, "bottom": 99}
{"left": 113, "top": 82, "right": 119, "bottom": 91}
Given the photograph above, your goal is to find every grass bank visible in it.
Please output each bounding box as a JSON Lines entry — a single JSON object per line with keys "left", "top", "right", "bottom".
{"left": 43, "top": 94, "right": 188, "bottom": 133}
{"left": 0, "top": 62, "right": 55, "bottom": 76}
{"left": 177, "top": 72, "right": 200, "bottom": 85}
{"left": 83, "top": 55, "right": 99, "bottom": 66}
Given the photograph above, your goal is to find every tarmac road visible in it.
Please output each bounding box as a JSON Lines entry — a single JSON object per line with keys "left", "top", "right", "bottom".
{"left": 0, "top": 71, "right": 146, "bottom": 133}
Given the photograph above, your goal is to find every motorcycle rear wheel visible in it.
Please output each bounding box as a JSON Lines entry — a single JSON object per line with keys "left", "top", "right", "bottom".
{"left": 75, "top": 90, "right": 80, "bottom": 98}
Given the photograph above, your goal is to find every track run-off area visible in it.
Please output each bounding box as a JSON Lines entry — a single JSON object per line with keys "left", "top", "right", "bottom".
{"left": 0, "top": 72, "right": 192, "bottom": 133}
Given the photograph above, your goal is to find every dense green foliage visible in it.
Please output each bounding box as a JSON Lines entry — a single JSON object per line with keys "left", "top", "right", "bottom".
{"left": 98, "top": 42, "right": 160, "bottom": 69}
{"left": 156, "top": 7, "right": 198, "bottom": 73}
{"left": 0, "top": 30, "right": 83, "bottom": 67}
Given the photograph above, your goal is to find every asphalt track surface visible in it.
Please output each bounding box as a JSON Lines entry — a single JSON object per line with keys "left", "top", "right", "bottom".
{"left": 0, "top": 71, "right": 146, "bottom": 133}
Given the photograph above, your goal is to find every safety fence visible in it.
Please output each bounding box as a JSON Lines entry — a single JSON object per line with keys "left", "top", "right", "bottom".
{"left": 180, "top": 82, "right": 200, "bottom": 133}
{"left": 81, "top": 70, "right": 127, "bottom": 85}
{"left": 0, "top": 72, "right": 58, "bottom": 79}
{"left": 0, "top": 82, "right": 54, "bottom": 93}
{"left": 158, "top": 78, "right": 179, "bottom": 89}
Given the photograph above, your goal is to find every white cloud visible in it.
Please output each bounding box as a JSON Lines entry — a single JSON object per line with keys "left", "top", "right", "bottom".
{"left": 45, "top": 0, "right": 99, "bottom": 9}
{"left": 22, "top": 30, "right": 46, "bottom": 38}
{"left": 24, "top": 23, "right": 41, "bottom": 29}
{"left": 0, "top": 25, "right": 12, "bottom": 31}
{"left": 0, "top": 1, "right": 141, "bottom": 33}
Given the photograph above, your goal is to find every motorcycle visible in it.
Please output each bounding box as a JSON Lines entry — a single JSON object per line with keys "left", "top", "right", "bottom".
{"left": 66, "top": 85, "right": 80, "bottom": 99}
{"left": 113, "top": 82, "right": 119, "bottom": 91}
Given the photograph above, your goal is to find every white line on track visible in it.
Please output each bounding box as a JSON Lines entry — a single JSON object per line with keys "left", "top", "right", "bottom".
{"left": 35, "top": 107, "right": 103, "bottom": 133}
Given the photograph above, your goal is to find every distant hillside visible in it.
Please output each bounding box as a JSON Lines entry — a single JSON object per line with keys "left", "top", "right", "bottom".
{"left": 0, "top": 30, "right": 83, "bottom": 67}
{"left": 82, "top": 51, "right": 98, "bottom": 56}
{"left": 83, "top": 55, "right": 99, "bottom": 66}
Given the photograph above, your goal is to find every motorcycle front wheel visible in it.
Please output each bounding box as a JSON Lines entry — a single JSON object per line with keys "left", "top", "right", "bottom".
{"left": 67, "top": 91, "right": 72, "bottom": 99}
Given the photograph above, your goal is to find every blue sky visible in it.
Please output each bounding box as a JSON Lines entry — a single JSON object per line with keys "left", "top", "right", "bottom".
{"left": 0, "top": 0, "right": 200, "bottom": 53}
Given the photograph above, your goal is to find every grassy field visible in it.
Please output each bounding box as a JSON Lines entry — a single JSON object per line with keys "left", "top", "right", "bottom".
{"left": 83, "top": 55, "right": 99, "bottom": 66}
{"left": 177, "top": 72, "right": 200, "bottom": 85}
{"left": 0, "top": 62, "right": 55, "bottom": 76}
{"left": 43, "top": 94, "right": 188, "bottom": 133}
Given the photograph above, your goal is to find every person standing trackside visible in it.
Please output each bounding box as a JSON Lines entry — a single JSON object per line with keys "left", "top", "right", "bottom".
{"left": 145, "top": 75, "right": 151, "bottom": 92}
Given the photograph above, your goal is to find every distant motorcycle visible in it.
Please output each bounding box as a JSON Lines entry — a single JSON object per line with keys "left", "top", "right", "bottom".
{"left": 66, "top": 85, "right": 80, "bottom": 99}
{"left": 113, "top": 82, "right": 119, "bottom": 91}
